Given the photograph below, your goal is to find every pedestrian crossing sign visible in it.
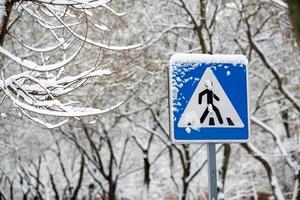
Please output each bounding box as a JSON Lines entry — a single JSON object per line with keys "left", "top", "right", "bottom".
{"left": 168, "top": 54, "right": 250, "bottom": 143}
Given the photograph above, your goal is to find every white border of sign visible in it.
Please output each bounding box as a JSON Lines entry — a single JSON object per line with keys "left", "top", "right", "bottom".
{"left": 168, "top": 53, "right": 250, "bottom": 144}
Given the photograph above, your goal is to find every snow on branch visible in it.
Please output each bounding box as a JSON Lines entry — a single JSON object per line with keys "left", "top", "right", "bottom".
{"left": 241, "top": 143, "right": 285, "bottom": 200}
{"left": 245, "top": 18, "right": 300, "bottom": 113}
{"left": 271, "top": 0, "right": 288, "bottom": 8}
{"left": 0, "top": 45, "right": 81, "bottom": 72}
{"left": 251, "top": 116, "right": 298, "bottom": 171}
{"left": 44, "top": 4, "right": 144, "bottom": 51}
{"left": 0, "top": 0, "right": 144, "bottom": 128}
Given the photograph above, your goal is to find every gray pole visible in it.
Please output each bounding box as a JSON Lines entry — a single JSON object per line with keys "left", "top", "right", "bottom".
{"left": 207, "top": 143, "right": 218, "bottom": 200}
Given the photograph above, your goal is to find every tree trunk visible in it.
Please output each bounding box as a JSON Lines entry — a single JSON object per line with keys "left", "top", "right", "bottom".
{"left": 181, "top": 181, "right": 189, "bottom": 200}
{"left": 218, "top": 144, "right": 231, "bottom": 199}
{"left": 108, "top": 182, "right": 117, "bottom": 200}
{"left": 296, "top": 173, "right": 300, "bottom": 200}
{"left": 143, "top": 152, "right": 150, "bottom": 200}
{"left": 0, "top": 0, "right": 13, "bottom": 46}
{"left": 287, "top": 0, "right": 300, "bottom": 45}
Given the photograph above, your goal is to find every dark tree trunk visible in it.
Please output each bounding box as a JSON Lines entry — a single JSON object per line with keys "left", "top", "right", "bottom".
{"left": 219, "top": 144, "right": 231, "bottom": 199}
{"left": 281, "top": 110, "right": 290, "bottom": 138}
{"left": 108, "top": 182, "right": 117, "bottom": 200}
{"left": 287, "top": 0, "right": 300, "bottom": 45}
{"left": 144, "top": 151, "right": 151, "bottom": 191}
{"left": 181, "top": 180, "right": 189, "bottom": 200}
{"left": 0, "top": 1, "right": 14, "bottom": 46}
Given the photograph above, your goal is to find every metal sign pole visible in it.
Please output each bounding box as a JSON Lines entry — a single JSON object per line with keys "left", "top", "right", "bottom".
{"left": 207, "top": 143, "right": 218, "bottom": 200}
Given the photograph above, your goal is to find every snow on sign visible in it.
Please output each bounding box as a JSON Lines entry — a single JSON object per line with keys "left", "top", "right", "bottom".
{"left": 168, "top": 54, "right": 250, "bottom": 143}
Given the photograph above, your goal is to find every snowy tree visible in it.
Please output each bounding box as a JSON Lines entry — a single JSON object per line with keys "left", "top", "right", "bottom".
{"left": 0, "top": 0, "right": 144, "bottom": 128}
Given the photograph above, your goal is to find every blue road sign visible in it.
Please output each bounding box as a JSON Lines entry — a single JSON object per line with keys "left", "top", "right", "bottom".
{"left": 168, "top": 54, "right": 250, "bottom": 143}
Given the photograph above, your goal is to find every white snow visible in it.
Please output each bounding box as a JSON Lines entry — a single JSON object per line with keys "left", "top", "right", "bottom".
{"left": 0, "top": 46, "right": 79, "bottom": 72}
{"left": 22, "top": 110, "right": 69, "bottom": 128}
{"left": 271, "top": 175, "right": 285, "bottom": 200}
{"left": 1, "top": 112, "right": 6, "bottom": 118}
{"left": 271, "top": 0, "right": 288, "bottom": 8}
{"left": 185, "top": 126, "right": 191, "bottom": 134}
{"left": 95, "top": 24, "right": 110, "bottom": 31}
{"left": 4, "top": 87, "right": 126, "bottom": 117}
{"left": 170, "top": 53, "right": 248, "bottom": 65}
{"left": 251, "top": 116, "right": 298, "bottom": 170}
{"left": 218, "top": 192, "right": 225, "bottom": 199}
{"left": 208, "top": 104, "right": 213, "bottom": 113}
{"left": 176, "top": 77, "right": 182, "bottom": 82}
{"left": 181, "top": 111, "right": 201, "bottom": 131}
{"left": 89, "top": 120, "right": 96, "bottom": 124}
{"left": 46, "top": 6, "right": 144, "bottom": 51}
{"left": 205, "top": 79, "right": 212, "bottom": 90}
{"left": 36, "top": 0, "right": 109, "bottom": 6}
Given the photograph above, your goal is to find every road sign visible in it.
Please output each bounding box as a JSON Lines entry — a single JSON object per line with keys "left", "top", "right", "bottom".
{"left": 168, "top": 53, "right": 250, "bottom": 143}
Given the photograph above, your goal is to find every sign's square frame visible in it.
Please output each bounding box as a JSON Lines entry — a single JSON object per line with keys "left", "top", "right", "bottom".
{"left": 168, "top": 53, "right": 250, "bottom": 143}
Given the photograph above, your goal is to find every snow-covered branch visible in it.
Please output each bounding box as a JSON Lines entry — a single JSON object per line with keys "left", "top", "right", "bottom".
{"left": 251, "top": 116, "right": 298, "bottom": 171}
{"left": 245, "top": 18, "right": 300, "bottom": 112}
{"left": 0, "top": 0, "right": 145, "bottom": 127}
{"left": 241, "top": 143, "right": 285, "bottom": 200}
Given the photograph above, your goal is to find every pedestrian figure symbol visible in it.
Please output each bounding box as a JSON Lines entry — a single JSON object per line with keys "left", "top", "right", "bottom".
{"left": 178, "top": 68, "right": 244, "bottom": 129}
{"left": 198, "top": 80, "right": 223, "bottom": 125}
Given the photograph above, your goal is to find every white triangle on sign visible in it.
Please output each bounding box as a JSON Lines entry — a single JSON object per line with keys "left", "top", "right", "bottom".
{"left": 178, "top": 67, "right": 244, "bottom": 129}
